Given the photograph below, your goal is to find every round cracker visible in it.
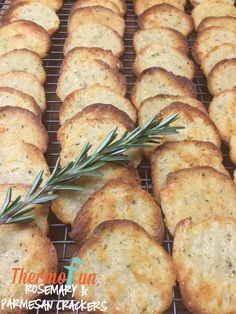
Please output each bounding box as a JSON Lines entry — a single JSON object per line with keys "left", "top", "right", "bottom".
{"left": 173, "top": 217, "right": 236, "bottom": 313}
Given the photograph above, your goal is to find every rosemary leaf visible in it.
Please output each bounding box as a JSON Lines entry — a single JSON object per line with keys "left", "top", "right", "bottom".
{"left": 51, "top": 185, "right": 84, "bottom": 191}
{"left": 32, "top": 194, "right": 58, "bottom": 204}
{"left": 6, "top": 215, "right": 35, "bottom": 224}
{"left": 28, "top": 170, "right": 44, "bottom": 196}
{"left": 0, "top": 187, "right": 12, "bottom": 215}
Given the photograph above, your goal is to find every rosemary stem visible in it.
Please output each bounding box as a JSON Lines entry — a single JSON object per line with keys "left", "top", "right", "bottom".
{"left": 0, "top": 114, "right": 182, "bottom": 225}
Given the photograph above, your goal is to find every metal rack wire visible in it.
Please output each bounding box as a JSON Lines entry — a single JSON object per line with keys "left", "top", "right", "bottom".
{"left": 0, "top": 0, "right": 235, "bottom": 313}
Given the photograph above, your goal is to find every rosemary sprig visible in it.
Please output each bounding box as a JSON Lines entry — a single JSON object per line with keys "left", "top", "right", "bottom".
{"left": 0, "top": 114, "right": 182, "bottom": 225}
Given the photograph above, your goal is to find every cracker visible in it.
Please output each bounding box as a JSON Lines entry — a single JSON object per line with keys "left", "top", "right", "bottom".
{"left": 151, "top": 141, "right": 228, "bottom": 204}
{"left": 73, "top": 220, "right": 176, "bottom": 314}
{"left": 173, "top": 217, "right": 236, "bottom": 313}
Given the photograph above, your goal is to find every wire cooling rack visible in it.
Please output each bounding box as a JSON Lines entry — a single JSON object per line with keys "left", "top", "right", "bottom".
{"left": 0, "top": 0, "right": 235, "bottom": 313}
